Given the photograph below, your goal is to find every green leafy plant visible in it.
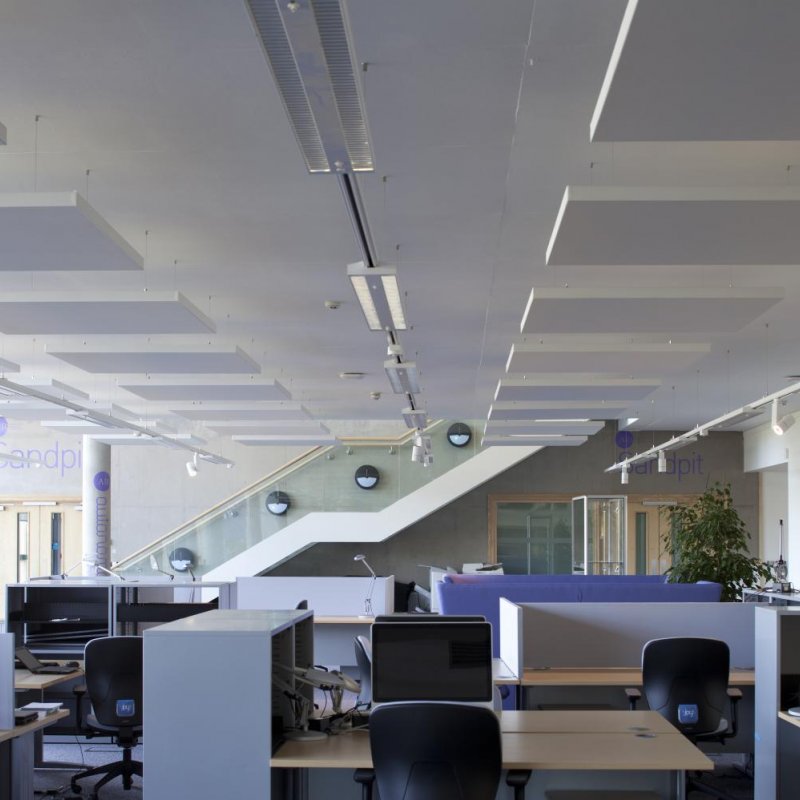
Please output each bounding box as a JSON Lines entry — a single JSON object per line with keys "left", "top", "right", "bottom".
{"left": 663, "top": 483, "right": 772, "bottom": 601}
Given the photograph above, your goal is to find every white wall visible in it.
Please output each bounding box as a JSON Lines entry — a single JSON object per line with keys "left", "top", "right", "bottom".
{"left": 744, "top": 421, "right": 796, "bottom": 583}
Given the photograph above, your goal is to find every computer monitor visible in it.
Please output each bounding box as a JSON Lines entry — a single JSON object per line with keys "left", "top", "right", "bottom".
{"left": 373, "top": 614, "right": 485, "bottom": 623}
{"left": 371, "top": 620, "right": 492, "bottom": 703}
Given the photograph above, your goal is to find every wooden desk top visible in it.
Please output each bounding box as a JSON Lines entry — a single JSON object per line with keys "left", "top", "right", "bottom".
{"left": 0, "top": 709, "right": 69, "bottom": 743}
{"left": 778, "top": 711, "right": 800, "bottom": 729}
{"left": 520, "top": 667, "right": 755, "bottom": 687}
{"left": 271, "top": 710, "right": 712, "bottom": 772}
{"left": 498, "top": 709, "right": 677, "bottom": 735}
{"left": 14, "top": 666, "right": 83, "bottom": 691}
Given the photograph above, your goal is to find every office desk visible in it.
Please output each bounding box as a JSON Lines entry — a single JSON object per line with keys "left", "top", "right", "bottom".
{"left": 0, "top": 709, "right": 69, "bottom": 800}
{"left": 271, "top": 710, "right": 712, "bottom": 800}
{"left": 520, "top": 668, "right": 755, "bottom": 687}
{"left": 14, "top": 666, "right": 83, "bottom": 694}
{"left": 14, "top": 666, "right": 83, "bottom": 768}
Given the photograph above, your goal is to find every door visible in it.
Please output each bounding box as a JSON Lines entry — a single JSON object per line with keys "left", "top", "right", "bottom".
{"left": 626, "top": 497, "right": 697, "bottom": 575}
{"left": 489, "top": 496, "right": 572, "bottom": 574}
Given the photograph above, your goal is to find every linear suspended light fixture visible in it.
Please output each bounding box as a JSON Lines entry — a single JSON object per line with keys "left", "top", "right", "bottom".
{"left": 402, "top": 407, "right": 428, "bottom": 430}
{"left": 245, "top": 0, "right": 373, "bottom": 174}
{"left": 384, "top": 360, "right": 420, "bottom": 395}
{"left": 348, "top": 262, "right": 407, "bottom": 332}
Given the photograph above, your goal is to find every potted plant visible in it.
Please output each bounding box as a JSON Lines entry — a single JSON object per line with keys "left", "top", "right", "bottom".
{"left": 663, "top": 483, "right": 771, "bottom": 601}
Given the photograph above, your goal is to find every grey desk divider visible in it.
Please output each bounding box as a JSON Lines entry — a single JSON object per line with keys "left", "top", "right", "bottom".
{"left": 499, "top": 598, "right": 522, "bottom": 678}
{"left": 503, "top": 602, "right": 755, "bottom": 668}
{"left": 0, "top": 632, "right": 14, "bottom": 729}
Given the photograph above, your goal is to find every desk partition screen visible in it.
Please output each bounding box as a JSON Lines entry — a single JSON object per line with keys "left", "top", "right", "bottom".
{"left": 371, "top": 621, "right": 492, "bottom": 702}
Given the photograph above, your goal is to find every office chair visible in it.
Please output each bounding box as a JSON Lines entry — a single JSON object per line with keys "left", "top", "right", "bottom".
{"left": 295, "top": 599, "right": 308, "bottom": 610}
{"left": 359, "top": 702, "right": 530, "bottom": 800}
{"left": 354, "top": 634, "right": 372, "bottom": 708}
{"left": 71, "top": 636, "right": 143, "bottom": 798}
{"left": 626, "top": 637, "right": 742, "bottom": 800}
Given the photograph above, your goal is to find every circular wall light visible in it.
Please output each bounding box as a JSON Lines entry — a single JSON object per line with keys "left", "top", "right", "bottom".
{"left": 266, "top": 490, "right": 291, "bottom": 515}
{"left": 354, "top": 464, "right": 380, "bottom": 490}
{"left": 447, "top": 422, "right": 472, "bottom": 448}
{"left": 169, "top": 547, "right": 195, "bottom": 572}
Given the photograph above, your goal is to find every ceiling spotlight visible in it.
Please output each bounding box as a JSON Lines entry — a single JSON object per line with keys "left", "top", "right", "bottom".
{"left": 186, "top": 452, "right": 198, "bottom": 478}
{"left": 657, "top": 450, "right": 667, "bottom": 473}
{"left": 772, "top": 398, "right": 796, "bottom": 436}
{"left": 411, "top": 434, "right": 432, "bottom": 466}
{"left": 620, "top": 465, "right": 629, "bottom": 485}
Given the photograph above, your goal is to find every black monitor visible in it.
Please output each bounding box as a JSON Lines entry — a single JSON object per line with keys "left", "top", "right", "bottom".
{"left": 371, "top": 620, "right": 493, "bottom": 703}
{"left": 373, "top": 614, "right": 485, "bottom": 623}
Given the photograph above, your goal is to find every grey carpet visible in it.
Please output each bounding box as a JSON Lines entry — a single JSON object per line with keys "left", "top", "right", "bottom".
{"left": 35, "top": 741, "right": 143, "bottom": 799}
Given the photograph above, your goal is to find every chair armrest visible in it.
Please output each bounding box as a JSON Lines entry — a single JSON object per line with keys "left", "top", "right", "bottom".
{"left": 625, "top": 687, "right": 641, "bottom": 710}
{"left": 353, "top": 768, "right": 375, "bottom": 800}
{"left": 506, "top": 769, "right": 532, "bottom": 799}
{"left": 726, "top": 686, "right": 742, "bottom": 738}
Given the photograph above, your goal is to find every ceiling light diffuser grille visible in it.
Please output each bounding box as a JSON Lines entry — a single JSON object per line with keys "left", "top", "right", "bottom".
{"left": 246, "top": 0, "right": 373, "bottom": 173}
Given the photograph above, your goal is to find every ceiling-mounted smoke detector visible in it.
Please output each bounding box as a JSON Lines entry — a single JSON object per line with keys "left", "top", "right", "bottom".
{"left": 245, "top": 0, "right": 374, "bottom": 174}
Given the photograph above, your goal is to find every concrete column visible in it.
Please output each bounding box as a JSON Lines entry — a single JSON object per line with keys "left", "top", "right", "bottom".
{"left": 82, "top": 437, "right": 111, "bottom": 575}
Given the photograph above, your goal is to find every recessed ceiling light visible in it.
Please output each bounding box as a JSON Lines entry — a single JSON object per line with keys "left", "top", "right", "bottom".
{"left": 339, "top": 372, "right": 365, "bottom": 380}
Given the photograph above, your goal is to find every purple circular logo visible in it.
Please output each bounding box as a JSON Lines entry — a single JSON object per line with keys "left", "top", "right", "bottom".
{"left": 93, "top": 471, "right": 110, "bottom": 492}
{"left": 615, "top": 431, "right": 634, "bottom": 449}
{"left": 0, "top": 417, "right": 7, "bottom": 436}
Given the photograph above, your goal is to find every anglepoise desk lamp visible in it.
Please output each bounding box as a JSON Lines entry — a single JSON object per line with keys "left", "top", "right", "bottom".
{"left": 354, "top": 554, "right": 377, "bottom": 616}
{"left": 775, "top": 518, "right": 790, "bottom": 591}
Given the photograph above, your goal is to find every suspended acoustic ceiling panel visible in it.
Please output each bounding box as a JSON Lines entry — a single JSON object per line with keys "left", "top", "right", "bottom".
{"left": 0, "top": 192, "right": 142, "bottom": 271}
{"left": 14, "top": 379, "right": 89, "bottom": 402}
{"left": 121, "top": 379, "right": 289, "bottom": 402}
{"left": 546, "top": 186, "right": 800, "bottom": 266}
{"left": 232, "top": 434, "right": 338, "bottom": 446}
{"left": 204, "top": 422, "right": 330, "bottom": 436}
{"left": 0, "top": 403, "right": 68, "bottom": 421}
{"left": 87, "top": 433, "right": 205, "bottom": 447}
{"left": 49, "top": 346, "right": 260, "bottom": 374}
{"left": 521, "top": 286, "right": 783, "bottom": 335}
{"left": 0, "top": 357, "right": 20, "bottom": 374}
{"left": 39, "top": 420, "right": 131, "bottom": 434}
{"left": 0, "top": 292, "right": 214, "bottom": 335}
{"left": 488, "top": 402, "right": 628, "bottom": 421}
{"left": 482, "top": 435, "right": 587, "bottom": 447}
{"left": 506, "top": 340, "right": 709, "bottom": 374}
{"left": 171, "top": 404, "right": 312, "bottom": 422}
{"left": 591, "top": 0, "right": 800, "bottom": 142}
{"left": 484, "top": 420, "right": 605, "bottom": 437}
{"left": 495, "top": 375, "right": 660, "bottom": 403}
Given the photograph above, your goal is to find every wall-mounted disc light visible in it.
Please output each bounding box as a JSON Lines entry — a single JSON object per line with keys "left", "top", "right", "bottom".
{"left": 447, "top": 422, "right": 471, "bottom": 447}
{"left": 169, "top": 547, "right": 195, "bottom": 572}
{"left": 354, "top": 464, "right": 380, "bottom": 490}
{"left": 266, "top": 490, "right": 290, "bottom": 515}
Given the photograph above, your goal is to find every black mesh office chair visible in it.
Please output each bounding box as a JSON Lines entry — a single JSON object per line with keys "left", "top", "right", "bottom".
{"left": 626, "top": 637, "right": 742, "bottom": 800}
{"left": 354, "top": 634, "right": 372, "bottom": 709}
{"left": 71, "top": 636, "right": 143, "bottom": 798}
{"left": 362, "top": 702, "right": 530, "bottom": 800}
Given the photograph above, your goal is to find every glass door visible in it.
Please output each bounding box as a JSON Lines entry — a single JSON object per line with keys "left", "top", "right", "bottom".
{"left": 572, "top": 496, "right": 627, "bottom": 574}
{"left": 626, "top": 497, "right": 697, "bottom": 575}
{"left": 490, "top": 496, "right": 572, "bottom": 575}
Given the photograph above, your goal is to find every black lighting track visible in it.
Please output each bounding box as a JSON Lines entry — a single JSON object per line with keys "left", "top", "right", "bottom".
{"left": 338, "top": 172, "right": 377, "bottom": 268}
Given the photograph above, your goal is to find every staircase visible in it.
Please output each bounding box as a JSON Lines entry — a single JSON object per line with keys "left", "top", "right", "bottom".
{"left": 116, "top": 422, "right": 539, "bottom": 580}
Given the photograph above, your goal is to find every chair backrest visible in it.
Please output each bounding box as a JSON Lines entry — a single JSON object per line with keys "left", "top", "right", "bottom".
{"left": 354, "top": 634, "right": 372, "bottom": 706}
{"left": 84, "top": 636, "right": 143, "bottom": 730}
{"left": 369, "top": 702, "right": 501, "bottom": 800}
{"left": 641, "top": 636, "right": 730, "bottom": 738}
{"left": 295, "top": 599, "right": 308, "bottom": 610}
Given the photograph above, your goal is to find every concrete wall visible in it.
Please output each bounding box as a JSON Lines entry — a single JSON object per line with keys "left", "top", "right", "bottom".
{"left": 267, "top": 426, "right": 757, "bottom": 587}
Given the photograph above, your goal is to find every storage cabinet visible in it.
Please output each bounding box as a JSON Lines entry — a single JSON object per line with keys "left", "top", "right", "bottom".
{"left": 143, "top": 609, "right": 313, "bottom": 800}
{"left": 754, "top": 606, "right": 800, "bottom": 799}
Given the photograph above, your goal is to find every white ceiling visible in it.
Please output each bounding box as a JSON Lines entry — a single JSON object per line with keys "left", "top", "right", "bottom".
{"left": 0, "top": 0, "right": 798, "bottom": 457}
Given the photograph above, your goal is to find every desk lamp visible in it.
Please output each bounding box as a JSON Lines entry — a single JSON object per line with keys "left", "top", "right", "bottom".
{"left": 354, "top": 554, "right": 377, "bottom": 615}
{"left": 775, "top": 518, "right": 790, "bottom": 590}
